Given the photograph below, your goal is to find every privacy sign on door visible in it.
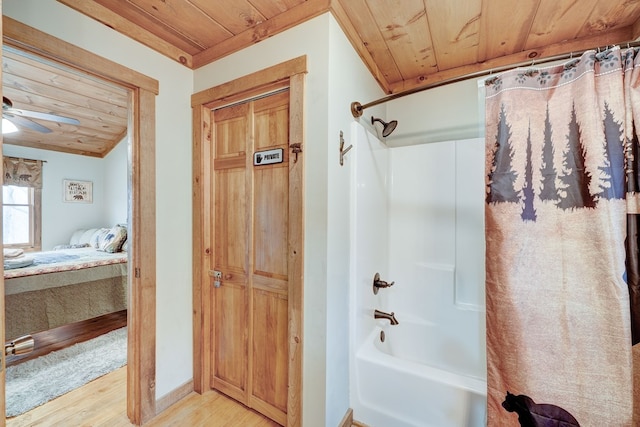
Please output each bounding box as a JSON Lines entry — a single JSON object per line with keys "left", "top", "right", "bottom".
{"left": 253, "top": 148, "right": 284, "bottom": 166}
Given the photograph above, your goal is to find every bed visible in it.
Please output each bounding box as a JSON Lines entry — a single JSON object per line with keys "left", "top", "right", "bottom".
{"left": 4, "top": 226, "right": 128, "bottom": 340}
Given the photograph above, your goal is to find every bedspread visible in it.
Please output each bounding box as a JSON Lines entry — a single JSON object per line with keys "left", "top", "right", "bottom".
{"left": 4, "top": 247, "right": 127, "bottom": 279}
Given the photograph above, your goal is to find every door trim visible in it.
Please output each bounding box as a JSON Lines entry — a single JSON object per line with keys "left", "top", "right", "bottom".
{"left": 2, "top": 16, "right": 158, "bottom": 425}
{"left": 192, "top": 56, "right": 306, "bottom": 427}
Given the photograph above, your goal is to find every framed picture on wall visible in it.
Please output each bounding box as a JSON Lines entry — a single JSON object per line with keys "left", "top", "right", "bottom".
{"left": 63, "top": 179, "right": 93, "bottom": 203}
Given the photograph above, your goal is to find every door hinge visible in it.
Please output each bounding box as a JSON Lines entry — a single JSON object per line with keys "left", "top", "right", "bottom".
{"left": 135, "top": 267, "right": 141, "bottom": 278}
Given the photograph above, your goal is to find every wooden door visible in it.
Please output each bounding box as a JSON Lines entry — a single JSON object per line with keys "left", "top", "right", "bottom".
{"left": 211, "top": 90, "right": 291, "bottom": 426}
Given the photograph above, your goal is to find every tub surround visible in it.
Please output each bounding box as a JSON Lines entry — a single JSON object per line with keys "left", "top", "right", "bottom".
{"left": 350, "top": 122, "right": 486, "bottom": 426}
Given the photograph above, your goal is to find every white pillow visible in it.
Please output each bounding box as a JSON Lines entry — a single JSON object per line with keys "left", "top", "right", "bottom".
{"left": 78, "top": 228, "right": 100, "bottom": 246}
{"left": 69, "top": 229, "right": 87, "bottom": 245}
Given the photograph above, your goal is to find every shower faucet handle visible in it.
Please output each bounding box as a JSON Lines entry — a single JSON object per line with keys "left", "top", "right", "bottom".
{"left": 373, "top": 272, "right": 395, "bottom": 295}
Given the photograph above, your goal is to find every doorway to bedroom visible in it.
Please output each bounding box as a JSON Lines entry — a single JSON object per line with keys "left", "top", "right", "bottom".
{"left": 1, "top": 17, "right": 157, "bottom": 425}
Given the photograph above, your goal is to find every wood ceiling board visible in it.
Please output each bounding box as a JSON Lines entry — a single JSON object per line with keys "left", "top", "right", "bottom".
{"left": 192, "top": 0, "right": 329, "bottom": 68}
{"left": 97, "top": 0, "right": 232, "bottom": 50}
{"left": 3, "top": 135, "right": 116, "bottom": 157}
{"left": 423, "top": 0, "right": 482, "bottom": 71}
{"left": 365, "top": 0, "right": 436, "bottom": 81}
{"left": 579, "top": 0, "right": 640, "bottom": 37}
{"left": 249, "top": 0, "right": 308, "bottom": 18}
{"left": 335, "top": 0, "right": 401, "bottom": 90}
{"left": 59, "top": 0, "right": 194, "bottom": 66}
{"left": 2, "top": 73, "right": 128, "bottom": 123}
{"left": 526, "top": 0, "right": 599, "bottom": 50}
{"left": 477, "top": 0, "right": 539, "bottom": 62}
{"left": 3, "top": 87, "right": 128, "bottom": 132}
{"left": 187, "top": 0, "right": 268, "bottom": 35}
{"left": 388, "top": 25, "right": 634, "bottom": 94}
{"left": 4, "top": 50, "right": 129, "bottom": 109}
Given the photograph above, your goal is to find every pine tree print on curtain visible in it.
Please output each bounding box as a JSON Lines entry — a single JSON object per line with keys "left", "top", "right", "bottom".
{"left": 598, "top": 102, "right": 625, "bottom": 200}
{"left": 539, "top": 104, "right": 559, "bottom": 202}
{"left": 521, "top": 124, "right": 537, "bottom": 221}
{"left": 486, "top": 103, "right": 520, "bottom": 204}
{"left": 484, "top": 46, "right": 634, "bottom": 426}
{"left": 557, "top": 104, "right": 596, "bottom": 210}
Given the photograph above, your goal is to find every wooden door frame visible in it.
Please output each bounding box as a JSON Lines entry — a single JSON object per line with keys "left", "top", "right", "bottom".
{"left": 192, "top": 56, "right": 306, "bottom": 427}
{"left": 1, "top": 16, "right": 158, "bottom": 425}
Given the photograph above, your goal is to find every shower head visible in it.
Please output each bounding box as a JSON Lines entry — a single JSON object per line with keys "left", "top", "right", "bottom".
{"left": 371, "top": 116, "right": 398, "bottom": 137}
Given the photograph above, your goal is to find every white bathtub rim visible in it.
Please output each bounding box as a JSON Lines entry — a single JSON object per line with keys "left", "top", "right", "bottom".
{"left": 357, "top": 328, "right": 487, "bottom": 397}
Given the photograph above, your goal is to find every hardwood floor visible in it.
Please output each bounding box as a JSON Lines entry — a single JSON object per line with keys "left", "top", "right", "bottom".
{"left": 7, "top": 367, "right": 280, "bottom": 427}
{"left": 6, "top": 311, "right": 279, "bottom": 426}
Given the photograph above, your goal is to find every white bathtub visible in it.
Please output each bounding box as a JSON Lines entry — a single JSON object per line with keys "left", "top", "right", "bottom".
{"left": 353, "top": 318, "right": 487, "bottom": 427}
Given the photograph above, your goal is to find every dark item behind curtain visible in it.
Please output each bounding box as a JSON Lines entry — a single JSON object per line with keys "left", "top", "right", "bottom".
{"left": 626, "top": 131, "right": 640, "bottom": 345}
{"left": 3, "top": 156, "right": 43, "bottom": 189}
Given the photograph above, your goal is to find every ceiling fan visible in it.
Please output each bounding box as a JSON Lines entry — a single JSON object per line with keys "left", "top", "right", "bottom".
{"left": 2, "top": 96, "right": 80, "bottom": 134}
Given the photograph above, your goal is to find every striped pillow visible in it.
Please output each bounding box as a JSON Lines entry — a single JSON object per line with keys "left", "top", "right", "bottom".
{"left": 98, "top": 225, "right": 128, "bottom": 253}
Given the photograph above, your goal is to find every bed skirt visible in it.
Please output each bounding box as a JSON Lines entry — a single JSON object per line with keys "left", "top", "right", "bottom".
{"left": 5, "top": 263, "right": 127, "bottom": 339}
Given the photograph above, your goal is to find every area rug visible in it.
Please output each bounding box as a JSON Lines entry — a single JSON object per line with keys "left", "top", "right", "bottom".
{"left": 6, "top": 327, "right": 127, "bottom": 417}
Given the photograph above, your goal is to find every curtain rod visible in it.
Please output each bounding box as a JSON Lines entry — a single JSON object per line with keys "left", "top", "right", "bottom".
{"left": 350, "top": 40, "right": 640, "bottom": 118}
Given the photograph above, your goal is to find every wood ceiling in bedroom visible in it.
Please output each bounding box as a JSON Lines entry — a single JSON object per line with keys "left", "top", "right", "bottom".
{"left": 58, "top": 0, "right": 640, "bottom": 94}
{"left": 2, "top": 44, "right": 129, "bottom": 158}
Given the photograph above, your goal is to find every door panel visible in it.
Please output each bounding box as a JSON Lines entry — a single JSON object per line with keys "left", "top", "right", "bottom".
{"left": 213, "top": 282, "right": 247, "bottom": 396}
{"left": 211, "top": 89, "right": 290, "bottom": 425}
{"left": 211, "top": 104, "right": 250, "bottom": 403}
{"left": 251, "top": 290, "right": 288, "bottom": 422}
{"left": 254, "top": 165, "right": 288, "bottom": 278}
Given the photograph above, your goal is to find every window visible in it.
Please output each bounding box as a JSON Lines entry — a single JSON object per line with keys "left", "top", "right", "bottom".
{"left": 3, "top": 185, "right": 41, "bottom": 250}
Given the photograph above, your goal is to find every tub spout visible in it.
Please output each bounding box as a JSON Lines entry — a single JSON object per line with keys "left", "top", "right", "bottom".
{"left": 374, "top": 309, "right": 399, "bottom": 325}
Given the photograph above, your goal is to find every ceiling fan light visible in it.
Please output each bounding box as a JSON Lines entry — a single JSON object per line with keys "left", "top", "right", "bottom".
{"left": 2, "top": 118, "right": 18, "bottom": 134}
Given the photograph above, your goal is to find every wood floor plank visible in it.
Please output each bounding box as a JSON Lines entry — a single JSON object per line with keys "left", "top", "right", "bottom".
{"left": 7, "top": 366, "right": 281, "bottom": 426}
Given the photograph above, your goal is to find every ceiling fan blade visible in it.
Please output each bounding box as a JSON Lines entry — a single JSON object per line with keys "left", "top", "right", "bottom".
{"left": 4, "top": 114, "right": 52, "bottom": 133}
{"left": 6, "top": 108, "right": 80, "bottom": 125}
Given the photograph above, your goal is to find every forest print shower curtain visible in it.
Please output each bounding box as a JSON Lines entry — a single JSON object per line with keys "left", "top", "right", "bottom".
{"left": 485, "top": 47, "right": 640, "bottom": 426}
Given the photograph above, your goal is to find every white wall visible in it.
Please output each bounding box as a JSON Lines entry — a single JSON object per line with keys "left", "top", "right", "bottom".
{"left": 194, "top": 13, "right": 383, "bottom": 427}
{"left": 326, "top": 17, "right": 386, "bottom": 425}
{"left": 385, "top": 78, "right": 484, "bottom": 147}
{"left": 4, "top": 0, "right": 194, "bottom": 399}
{"left": 103, "top": 140, "right": 128, "bottom": 227}
{"left": 2, "top": 143, "right": 126, "bottom": 250}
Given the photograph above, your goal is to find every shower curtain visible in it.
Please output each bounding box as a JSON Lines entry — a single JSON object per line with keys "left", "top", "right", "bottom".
{"left": 485, "top": 47, "right": 640, "bottom": 426}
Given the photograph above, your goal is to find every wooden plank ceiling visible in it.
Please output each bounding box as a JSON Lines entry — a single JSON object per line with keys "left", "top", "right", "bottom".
{"left": 4, "top": 0, "right": 640, "bottom": 156}
{"left": 2, "top": 46, "right": 129, "bottom": 158}
{"left": 58, "top": 0, "right": 640, "bottom": 95}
